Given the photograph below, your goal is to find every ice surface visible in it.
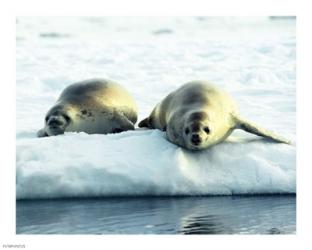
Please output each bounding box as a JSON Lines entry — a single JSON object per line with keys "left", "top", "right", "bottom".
{"left": 16, "top": 130, "right": 295, "bottom": 199}
{"left": 16, "top": 17, "right": 296, "bottom": 199}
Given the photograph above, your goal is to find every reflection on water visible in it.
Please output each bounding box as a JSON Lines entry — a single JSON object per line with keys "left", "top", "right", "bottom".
{"left": 16, "top": 195, "right": 295, "bottom": 234}
{"left": 179, "top": 215, "right": 226, "bottom": 234}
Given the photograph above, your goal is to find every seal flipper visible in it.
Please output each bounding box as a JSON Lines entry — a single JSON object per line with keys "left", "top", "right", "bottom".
{"left": 37, "top": 129, "right": 48, "bottom": 138}
{"left": 112, "top": 113, "right": 135, "bottom": 133}
{"left": 138, "top": 117, "right": 149, "bottom": 128}
{"left": 234, "top": 116, "right": 291, "bottom": 144}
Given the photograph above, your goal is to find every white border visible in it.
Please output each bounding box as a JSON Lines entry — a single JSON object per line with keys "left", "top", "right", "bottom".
{"left": 1, "top": 0, "right": 311, "bottom": 250}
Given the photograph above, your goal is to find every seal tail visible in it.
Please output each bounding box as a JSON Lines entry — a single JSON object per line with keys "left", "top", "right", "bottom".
{"left": 234, "top": 116, "right": 291, "bottom": 144}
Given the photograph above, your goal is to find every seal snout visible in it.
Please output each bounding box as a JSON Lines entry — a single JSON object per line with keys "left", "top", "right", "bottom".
{"left": 186, "top": 120, "right": 210, "bottom": 146}
{"left": 48, "top": 117, "right": 64, "bottom": 128}
{"left": 191, "top": 133, "right": 202, "bottom": 145}
{"left": 45, "top": 115, "right": 68, "bottom": 136}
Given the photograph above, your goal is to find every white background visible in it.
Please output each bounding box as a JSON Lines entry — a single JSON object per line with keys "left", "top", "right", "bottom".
{"left": 1, "top": 0, "right": 312, "bottom": 249}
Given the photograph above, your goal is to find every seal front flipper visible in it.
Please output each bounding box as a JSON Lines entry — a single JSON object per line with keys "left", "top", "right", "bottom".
{"left": 37, "top": 129, "right": 48, "bottom": 138}
{"left": 234, "top": 115, "right": 291, "bottom": 144}
{"left": 112, "top": 113, "right": 135, "bottom": 133}
{"left": 138, "top": 117, "right": 150, "bottom": 128}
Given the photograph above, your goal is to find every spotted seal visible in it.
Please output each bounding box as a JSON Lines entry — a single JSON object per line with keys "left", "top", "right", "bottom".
{"left": 37, "top": 78, "right": 137, "bottom": 137}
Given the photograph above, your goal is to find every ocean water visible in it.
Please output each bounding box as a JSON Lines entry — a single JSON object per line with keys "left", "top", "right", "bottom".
{"left": 16, "top": 195, "right": 295, "bottom": 234}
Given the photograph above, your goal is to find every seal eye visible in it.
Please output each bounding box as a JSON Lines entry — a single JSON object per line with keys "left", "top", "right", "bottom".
{"left": 185, "top": 128, "right": 190, "bottom": 135}
{"left": 63, "top": 115, "right": 70, "bottom": 123}
{"left": 204, "top": 126, "right": 210, "bottom": 134}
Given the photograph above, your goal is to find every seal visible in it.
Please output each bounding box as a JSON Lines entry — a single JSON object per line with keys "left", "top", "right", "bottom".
{"left": 138, "top": 81, "right": 290, "bottom": 150}
{"left": 37, "top": 78, "right": 138, "bottom": 137}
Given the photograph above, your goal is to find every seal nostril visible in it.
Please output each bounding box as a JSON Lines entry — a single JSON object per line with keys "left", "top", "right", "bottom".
{"left": 192, "top": 134, "right": 199, "bottom": 140}
{"left": 191, "top": 134, "right": 201, "bottom": 144}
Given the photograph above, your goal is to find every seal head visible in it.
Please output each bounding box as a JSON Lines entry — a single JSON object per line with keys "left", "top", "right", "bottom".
{"left": 182, "top": 111, "right": 211, "bottom": 150}
{"left": 44, "top": 108, "right": 70, "bottom": 136}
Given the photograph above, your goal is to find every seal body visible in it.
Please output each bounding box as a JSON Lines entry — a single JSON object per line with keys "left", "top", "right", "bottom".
{"left": 37, "top": 79, "right": 137, "bottom": 137}
{"left": 139, "top": 81, "right": 290, "bottom": 150}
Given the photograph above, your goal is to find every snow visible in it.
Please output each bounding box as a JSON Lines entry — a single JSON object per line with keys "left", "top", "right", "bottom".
{"left": 16, "top": 17, "right": 296, "bottom": 199}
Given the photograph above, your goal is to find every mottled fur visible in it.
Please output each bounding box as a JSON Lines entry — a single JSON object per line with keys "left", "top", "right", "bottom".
{"left": 38, "top": 79, "right": 137, "bottom": 137}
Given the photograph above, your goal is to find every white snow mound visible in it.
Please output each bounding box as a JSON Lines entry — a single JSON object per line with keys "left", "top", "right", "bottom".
{"left": 16, "top": 130, "right": 295, "bottom": 199}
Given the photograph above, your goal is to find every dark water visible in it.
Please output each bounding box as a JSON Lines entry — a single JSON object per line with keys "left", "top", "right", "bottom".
{"left": 16, "top": 195, "right": 296, "bottom": 234}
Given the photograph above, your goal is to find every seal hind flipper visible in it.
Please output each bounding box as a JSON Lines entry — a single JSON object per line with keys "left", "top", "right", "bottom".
{"left": 234, "top": 116, "right": 291, "bottom": 144}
